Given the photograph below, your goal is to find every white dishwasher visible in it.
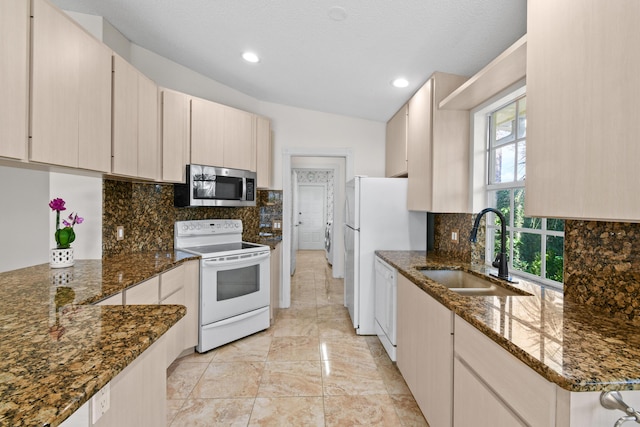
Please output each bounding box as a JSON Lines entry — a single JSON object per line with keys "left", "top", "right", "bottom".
{"left": 374, "top": 256, "right": 398, "bottom": 361}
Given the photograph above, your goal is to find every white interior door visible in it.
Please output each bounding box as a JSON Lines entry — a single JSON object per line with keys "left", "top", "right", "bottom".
{"left": 298, "top": 183, "right": 326, "bottom": 250}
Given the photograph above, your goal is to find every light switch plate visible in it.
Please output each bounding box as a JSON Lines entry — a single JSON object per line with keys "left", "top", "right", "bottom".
{"left": 91, "top": 382, "right": 110, "bottom": 424}
{"left": 451, "top": 230, "right": 459, "bottom": 244}
{"left": 116, "top": 226, "right": 124, "bottom": 241}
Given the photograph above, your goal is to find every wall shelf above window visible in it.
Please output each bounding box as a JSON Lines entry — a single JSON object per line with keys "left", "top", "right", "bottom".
{"left": 439, "top": 35, "right": 527, "bottom": 111}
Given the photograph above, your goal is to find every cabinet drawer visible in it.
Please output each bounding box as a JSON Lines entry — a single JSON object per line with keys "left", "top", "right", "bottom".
{"left": 95, "top": 292, "right": 123, "bottom": 306}
{"left": 160, "top": 264, "right": 184, "bottom": 300}
{"left": 125, "top": 276, "right": 159, "bottom": 305}
{"left": 454, "top": 316, "right": 556, "bottom": 427}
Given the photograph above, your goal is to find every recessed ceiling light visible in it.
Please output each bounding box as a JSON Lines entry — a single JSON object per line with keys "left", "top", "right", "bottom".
{"left": 392, "top": 78, "right": 409, "bottom": 88}
{"left": 242, "top": 52, "right": 260, "bottom": 63}
{"left": 328, "top": 6, "right": 347, "bottom": 21}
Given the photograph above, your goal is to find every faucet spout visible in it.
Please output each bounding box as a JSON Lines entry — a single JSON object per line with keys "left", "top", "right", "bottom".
{"left": 469, "top": 208, "right": 513, "bottom": 282}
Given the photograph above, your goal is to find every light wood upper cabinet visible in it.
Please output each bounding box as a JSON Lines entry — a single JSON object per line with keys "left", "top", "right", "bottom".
{"left": 191, "top": 96, "right": 224, "bottom": 167}
{"left": 0, "top": 0, "right": 29, "bottom": 160}
{"left": 256, "top": 115, "right": 272, "bottom": 188}
{"left": 407, "top": 72, "right": 470, "bottom": 213}
{"left": 30, "top": 0, "right": 111, "bottom": 172}
{"left": 224, "top": 107, "right": 256, "bottom": 171}
{"left": 112, "top": 55, "right": 160, "bottom": 180}
{"left": 526, "top": 0, "right": 640, "bottom": 221}
{"left": 136, "top": 74, "right": 160, "bottom": 180}
{"left": 161, "top": 88, "right": 190, "bottom": 183}
{"left": 385, "top": 104, "right": 408, "bottom": 177}
{"left": 112, "top": 55, "right": 139, "bottom": 177}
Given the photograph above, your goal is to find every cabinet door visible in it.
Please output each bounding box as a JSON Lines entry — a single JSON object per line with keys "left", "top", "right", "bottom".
{"left": 190, "top": 97, "right": 224, "bottom": 166}
{"left": 526, "top": 0, "right": 640, "bottom": 221}
{"left": 112, "top": 55, "right": 139, "bottom": 177}
{"left": 95, "top": 292, "right": 123, "bottom": 306}
{"left": 256, "top": 116, "right": 272, "bottom": 188}
{"left": 77, "top": 28, "right": 111, "bottom": 172}
{"left": 224, "top": 107, "right": 256, "bottom": 171}
{"left": 430, "top": 73, "right": 470, "bottom": 213}
{"left": 0, "top": 0, "right": 29, "bottom": 160}
{"left": 161, "top": 288, "right": 186, "bottom": 366}
{"left": 31, "top": 0, "right": 80, "bottom": 168}
{"left": 31, "top": 0, "right": 110, "bottom": 171}
{"left": 406, "top": 80, "right": 433, "bottom": 211}
{"left": 454, "top": 358, "right": 525, "bottom": 427}
{"left": 183, "top": 260, "right": 200, "bottom": 349}
{"left": 396, "top": 275, "right": 453, "bottom": 427}
{"left": 137, "top": 74, "right": 159, "bottom": 180}
{"left": 125, "top": 277, "right": 159, "bottom": 305}
{"left": 385, "top": 104, "right": 408, "bottom": 177}
{"left": 161, "top": 89, "right": 190, "bottom": 182}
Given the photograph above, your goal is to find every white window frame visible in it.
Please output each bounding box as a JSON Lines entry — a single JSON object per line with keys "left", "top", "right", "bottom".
{"left": 470, "top": 81, "right": 563, "bottom": 290}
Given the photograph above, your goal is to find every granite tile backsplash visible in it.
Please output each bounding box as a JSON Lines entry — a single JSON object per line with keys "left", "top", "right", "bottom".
{"left": 433, "top": 212, "right": 640, "bottom": 323}
{"left": 103, "top": 180, "right": 262, "bottom": 255}
{"left": 563, "top": 220, "right": 640, "bottom": 323}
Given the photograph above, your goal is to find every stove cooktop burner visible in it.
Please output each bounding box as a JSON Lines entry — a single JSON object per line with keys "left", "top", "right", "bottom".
{"left": 181, "top": 242, "right": 266, "bottom": 256}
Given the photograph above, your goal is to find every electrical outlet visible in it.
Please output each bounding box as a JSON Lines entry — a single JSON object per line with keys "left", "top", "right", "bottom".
{"left": 91, "top": 382, "right": 110, "bottom": 423}
{"left": 451, "top": 230, "right": 459, "bottom": 244}
{"left": 116, "top": 226, "right": 124, "bottom": 241}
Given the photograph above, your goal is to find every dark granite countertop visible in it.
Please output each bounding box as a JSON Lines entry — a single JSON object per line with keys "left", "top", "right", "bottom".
{"left": 0, "top": 251, "right": 198, "bottom": 426}
{"left": 258, "top": 236, "right": 283, "bottom": 250}
{"left": 376, "top": 250, "right": 640, "bottom": 393}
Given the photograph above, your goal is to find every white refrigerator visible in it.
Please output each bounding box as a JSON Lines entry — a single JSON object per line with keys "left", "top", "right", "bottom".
{"left": 344, "top": 176, "right": 427, "bottom": 335}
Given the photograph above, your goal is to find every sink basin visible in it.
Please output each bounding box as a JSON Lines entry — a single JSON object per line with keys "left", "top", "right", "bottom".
{"left": 419, "top": 269, "right": 527, "bottom": 297}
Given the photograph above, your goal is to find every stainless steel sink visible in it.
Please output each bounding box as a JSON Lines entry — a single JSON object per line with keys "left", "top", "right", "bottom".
{"left": 419, "top": 269, "right": 527, "bottom": 297}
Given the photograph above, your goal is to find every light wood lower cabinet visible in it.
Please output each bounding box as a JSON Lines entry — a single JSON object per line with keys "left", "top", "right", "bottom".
{"left": 30, "top": 0, "right": 111, "bottom": 172}
{"left": 453, "top": 315, "right": 556, "bottom": 426}
{"left": 124, "top": 276, "right": 159, "bottom": 305}
{"left": 95, "top": 292, "right": 123, "bottom": 306}
{"left": 396, "top": 275, "right": 453, "bottom": 427}
{"left": 270, "top": 242, "right": 281, "bottom": 322}
{"left": 0, "top": 0, "right": 29, "bottom": 160}
{"left": 93, "top": 334, "right": 167, "bottom": 427}
{"left": 453, "top": 357, "right": 525, "bottom": 427}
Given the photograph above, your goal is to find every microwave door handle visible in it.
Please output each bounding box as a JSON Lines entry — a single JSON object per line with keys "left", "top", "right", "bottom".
{"left": 241, "top": 177, "right": 247, "bottom": 200}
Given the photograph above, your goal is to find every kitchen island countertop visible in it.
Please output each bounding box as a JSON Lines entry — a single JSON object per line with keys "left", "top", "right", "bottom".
{"left": 0, "top": 251, "right": 198, "bottom": 426}
{"left": 376, "top": 250, "right": 640, "bottom": 392}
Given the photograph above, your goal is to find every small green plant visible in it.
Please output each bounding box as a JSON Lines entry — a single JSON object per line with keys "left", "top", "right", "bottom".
{"left": 49, "top": 198, "right": 83, "bottom": 249}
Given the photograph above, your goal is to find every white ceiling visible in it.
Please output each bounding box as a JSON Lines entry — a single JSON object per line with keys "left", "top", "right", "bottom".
{"left": 51, "top": 0, "right": 527, "bottom": 122}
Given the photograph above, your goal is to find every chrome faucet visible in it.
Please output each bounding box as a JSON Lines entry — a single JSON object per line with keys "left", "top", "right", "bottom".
{"left": 470, "top": 207, "right": 513, "bottom": 282}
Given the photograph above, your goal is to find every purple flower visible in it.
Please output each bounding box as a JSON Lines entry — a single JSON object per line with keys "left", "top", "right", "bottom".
{"left": 49, "top": 198, "right": 66, "bottom": 212}
{"left": 62, "top": 219, "right": 71, "bottom": 227}
{"left": 75, "top": 216, "right": 84, "bottom": 225}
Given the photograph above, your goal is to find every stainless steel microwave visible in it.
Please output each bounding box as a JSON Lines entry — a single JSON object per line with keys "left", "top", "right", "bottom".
{"left": 174, "top": 164, "right": 256, "bottom": 207}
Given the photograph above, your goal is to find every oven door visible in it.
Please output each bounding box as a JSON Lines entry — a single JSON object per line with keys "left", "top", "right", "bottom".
{"left": 200, "top": 250, "right": 270, "bottom": 325}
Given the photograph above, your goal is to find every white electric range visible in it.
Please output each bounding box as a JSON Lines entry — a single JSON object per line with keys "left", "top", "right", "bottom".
{"left": 175, "top": 219, "right": 271, "bottom": 353}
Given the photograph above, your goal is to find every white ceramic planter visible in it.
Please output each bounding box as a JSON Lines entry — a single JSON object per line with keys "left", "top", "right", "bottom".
{"left": 50, "top": 247, "right": 74, "bottom": 268}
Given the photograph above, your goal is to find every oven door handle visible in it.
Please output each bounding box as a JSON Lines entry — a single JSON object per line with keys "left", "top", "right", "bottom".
{"left": 202, "top": 251, "right": 270, "bottom": 268}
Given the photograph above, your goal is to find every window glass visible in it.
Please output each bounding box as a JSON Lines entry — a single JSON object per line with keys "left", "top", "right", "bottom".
{"left": 486, "top": 95, "right": 564, "bottom": 286}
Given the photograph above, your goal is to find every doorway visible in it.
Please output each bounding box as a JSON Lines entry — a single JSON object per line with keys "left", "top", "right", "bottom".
{"left": 281, "top": 147, "right": 353, "bottom": 309}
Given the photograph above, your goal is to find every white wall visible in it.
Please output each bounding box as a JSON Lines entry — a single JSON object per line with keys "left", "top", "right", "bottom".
{"left": 0, "top": 164, "right": 103, "bottom": 273}
{"left": 0, "top": 164, "right": 49, "bottom": 272}
{"left": 49, "top": 172, "right": 102, "bottom": 260}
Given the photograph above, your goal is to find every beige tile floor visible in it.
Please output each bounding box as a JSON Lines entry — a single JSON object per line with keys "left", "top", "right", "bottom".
{"left": 166, "top": 250, "right": 429, "bottom": 426}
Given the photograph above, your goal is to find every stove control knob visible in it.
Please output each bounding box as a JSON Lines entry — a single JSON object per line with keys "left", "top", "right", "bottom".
{"left": 234, "top": 223, "right": 240, "bottom": 228}
{"left": 189, "top": 225, "right": 195, "bottom": 230}
{"left": 196, "top": 224, "right": 202, "bottom": 230}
